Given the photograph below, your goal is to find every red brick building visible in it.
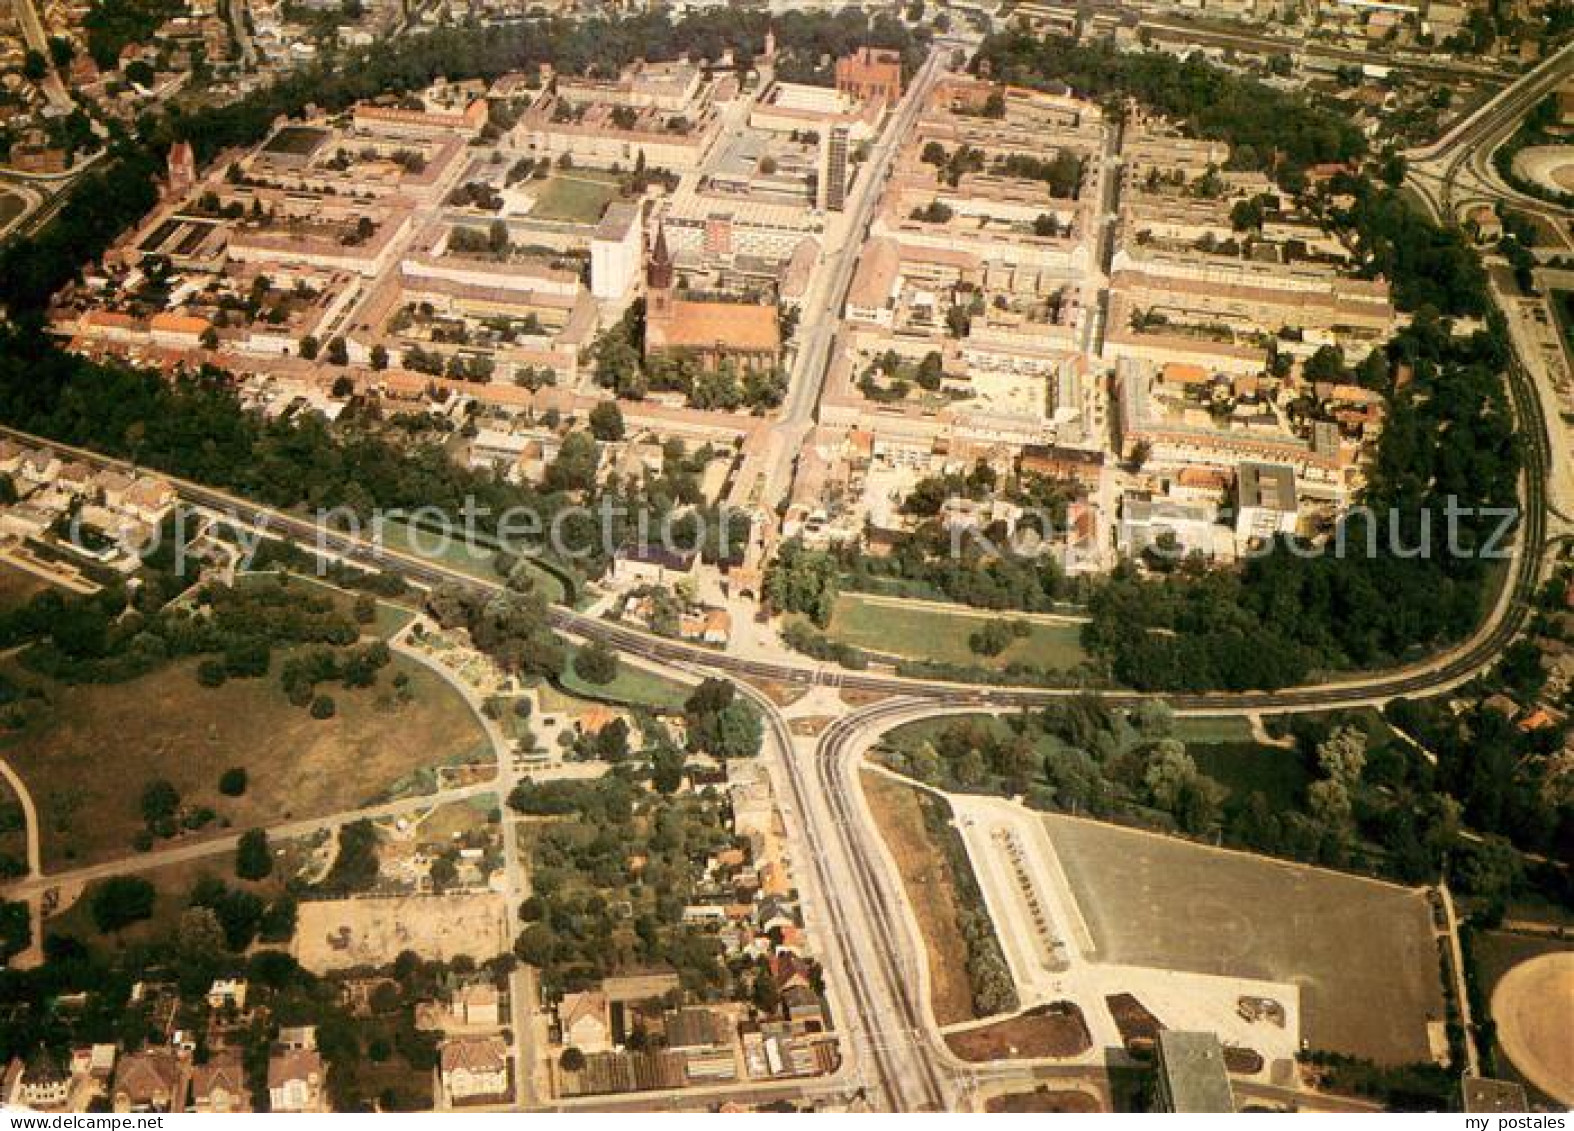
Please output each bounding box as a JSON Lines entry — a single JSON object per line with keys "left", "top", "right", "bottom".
{"left": 834, "top": 47, "right": 903, "bottom": 105}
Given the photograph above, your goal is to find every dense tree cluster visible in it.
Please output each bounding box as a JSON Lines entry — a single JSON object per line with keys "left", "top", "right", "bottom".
{"left": 883, "top": 699, "right": 1499, "bottom": 890}
{"left": 1329, "top": 174, "right": 1489, "bottom": 317}
{"left": 681, "top": 678, "right": 762, "bottom": 760}
{"left": 0, "top": 328, "right": 687, "bottom": 582}
{"left": 0, "top": 573, "right": 362, "bottom": 688}
{"left": 425, "top": 581, "right": 565, "bottom": 682}
{"left": 1385, "top": 690, "right": 1573, "bottom": 912}
{"left": 507, "top": 772, "right": 736, "bottom": 998}
{"left": 313, "top": 820, "right": 381, "bottom": 897}
{"left": 83, "top": 0, "right": 181, "bottom": 68}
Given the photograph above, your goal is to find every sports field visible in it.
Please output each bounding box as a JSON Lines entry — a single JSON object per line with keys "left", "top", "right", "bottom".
{"left": 1491, "top": 951, "right": 1574, "bottom": 1105}
{"left": 529, "top": 172, "right": 620, "bottom": 224}
{"left": 1042, "top": 814, "right": 1446, "bottom": 1064}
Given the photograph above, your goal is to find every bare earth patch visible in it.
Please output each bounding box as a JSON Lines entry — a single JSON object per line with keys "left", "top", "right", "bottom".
{"left": 1106, "top": 992, "right": 1165, "bottom": 1056}
{"left": 294, "top": 892, "right": 510, "bottom": 972}
{"left": 985, "top": 1088, "right": 1102, "bottom": 1112}
{"left": 788, "top": 716, "right": 835, "bottom": 737}
{"left": 749, "top": 679, "right": 810, "bottom": 708}
{"left": 860, "top": 770, "right": 977, "bottom": 1026}
{"left": 944, "top": 1002, "right": 1092, "bottom": 1061}
{"left": 1490, "top": 950, "right": 1574, "bottom": 1106}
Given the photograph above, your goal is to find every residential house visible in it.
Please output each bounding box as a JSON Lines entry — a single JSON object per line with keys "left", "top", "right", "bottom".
{"left": 267, "top": 1048, "right": 326, "bottom": 1113}
{"left": 122, "top": 477, "right": 177, "bottom": 525}
{"left": 558, "top": 990, "right": 611, "bottom": 1053}
{"left": 452, "top": 982, "right": 501, "bottom": 1028}
{"left": 439, "top": 1037, "right": 509, "bottom": 1103}
{"left": 206, "top": 979, "right": 248, "bottom": 1011}
{"left": 189, "top": 1050, "right": 251, "bottom": 1113}
{"left": 4, "top": 1048, "right": 71, "bottom": 1110}
{"left": 113, "top": 1049, "right": 188, "bottom": 1113}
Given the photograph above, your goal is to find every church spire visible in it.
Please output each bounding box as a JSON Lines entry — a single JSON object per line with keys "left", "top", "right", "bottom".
{"left": 648, "top": 224, "right": 674, "bottom": 292}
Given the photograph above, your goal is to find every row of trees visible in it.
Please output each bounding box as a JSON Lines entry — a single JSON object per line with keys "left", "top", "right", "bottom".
{"left": 883, "top": 697, "right": 1528, "bottom": 898}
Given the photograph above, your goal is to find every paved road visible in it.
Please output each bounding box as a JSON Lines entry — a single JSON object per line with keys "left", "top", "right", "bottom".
{"left": 8, "top": 0, "right": 74, "bottom": 112}
{"left": 791, "top": 694, "right": 1391, "bottom": 1112}
{"left": 3, "top": 775, "right": 501, "bottom": 899}
{"left": 759, "top": 48, "right": 945, "bottom": 508}
{"left": 1405, "top": 38, "right": 1574, "bottom": 222}
{"left": 0, "top": 409, "right": 1550, "bottom": 719}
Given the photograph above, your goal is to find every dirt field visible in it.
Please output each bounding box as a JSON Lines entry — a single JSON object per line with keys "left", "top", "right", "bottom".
{"left": 294, "top": 892, "right": 510, "bottom": 972}
{"left": 1, "top": 654, "right": 490, "bottom": 868}
{"left": 944, "top": 1002, "right": 1092, "bottom": 1061}
{"left": 861, "top": 771, "right": 978, "bottom": 1026}
{"left": 985, "top": 1087, "right": 1102, "bottom": 1112}
{"left": 1490, "top": 951, "right": 1574, "bottom": 1105}
{"left": 0, "top": 563, "right": 57, "bottom": 613}
{"left": 1105, "top": 992, "right": 1165, "bottom": 1055}
{"left": 1043, "top": 814, "right": 1446, "bottom": 1064}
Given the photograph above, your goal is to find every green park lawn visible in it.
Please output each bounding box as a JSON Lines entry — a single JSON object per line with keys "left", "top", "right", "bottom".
{"left": 374, "top": 519, "right": 567, "bottom": 603}
{"left": 557, "top": 648, "right": 693, "bottom": 711}
{"left": 810, "top": 594, "right": 1089, "bottom": 672}
{"left": 530, "top": 172, "right": 621, "bottom": 224}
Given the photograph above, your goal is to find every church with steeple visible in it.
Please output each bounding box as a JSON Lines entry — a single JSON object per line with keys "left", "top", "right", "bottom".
{"left": 642, "top": 224, "right": 781, "bottom": 374}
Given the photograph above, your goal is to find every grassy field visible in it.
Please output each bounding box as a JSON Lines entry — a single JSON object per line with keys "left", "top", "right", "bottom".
{"left": 0, "top": 653, "right": 490, "bottom": 869}
{"left": 530, "top": 172, "right": 621, "bottom": 224}
{"left": 1042, "top": 813, "right": 1446, "bottom": 1064}
{"left": 0, "top": 774, "right": 27, "bottom": 871}
{"left": 861, "top": 771, "right": 983, "bottom": 1026}
{"left": 0, "top": 189, "right": 25, "bottom": 229}
{"left": 810, "top": 594, "right": 1088, "bottom": 671}
{"left": 373, "top": 520, "right": 567, "bottom": 603}
{"left": 557, "top": 650, "right": 692, "bottom": 711}
{"left": 1188, "top": 741, "right": 1309, "bottom": 811}
{"left": 1170, "top": 716, "right": 1256, "bottom": 743}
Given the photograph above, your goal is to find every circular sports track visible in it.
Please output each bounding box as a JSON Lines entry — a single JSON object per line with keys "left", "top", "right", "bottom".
{"left": 1489, "top": 950, "right": 1574, "bottom": 1106}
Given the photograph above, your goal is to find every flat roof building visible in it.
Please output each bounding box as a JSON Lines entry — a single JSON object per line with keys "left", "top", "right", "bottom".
{"left": 1462, "top": 1078, "right": 1528, "bottom": 1113}
{"left": 1155, "top": 1032, "right": 1235, "bottom": 1113}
